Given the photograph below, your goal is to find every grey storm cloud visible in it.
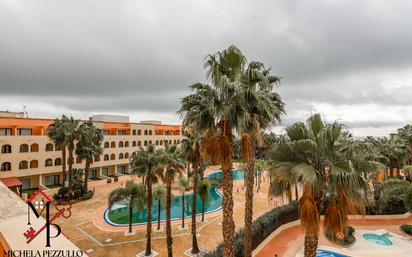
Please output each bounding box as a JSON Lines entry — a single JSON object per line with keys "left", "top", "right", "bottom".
{"left": 1, "top": 0, "right": 412, "bottom": 135}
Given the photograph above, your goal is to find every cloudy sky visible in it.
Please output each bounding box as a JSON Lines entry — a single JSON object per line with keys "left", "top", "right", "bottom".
{"left": 1, "top": 0, "right": 412, "bottom": 136}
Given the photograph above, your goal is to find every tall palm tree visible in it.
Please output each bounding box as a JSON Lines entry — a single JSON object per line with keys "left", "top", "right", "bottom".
{"left": 181, "top": 130, "right": 202, "bottom": 254}
{"left": 238, "top": 61, "right": 285, "bottom": 257}
{"left": 161, "top": 143, "right": 185, "bottom": 257}
{"left": 152, "top": 186, "right": 167, "bottom": 231}
{"left": 75, "top": 121, "right": 103, "bottom": 190}
{"left": 65, "top": 116, "right": 80, "bottom": 189}
{"left": 179, "top": 45, "right": 248, "bottom": 257}
{"left": 108, "top": 180, "right": 146, "bottom": 233}
{"left": 266, "top": 114, "right": 380, "bottom": 257}
{"left": 129, "top": 144, "right": 163, "bottom": 257}
{"left": 48, "top": 116, "right": 68, "bottom": 186}
{"left": 198, "top": 178, "right": 211, "bottom": 222}
{"left": 175, "top": 175, "right": 191, "bottom": 228}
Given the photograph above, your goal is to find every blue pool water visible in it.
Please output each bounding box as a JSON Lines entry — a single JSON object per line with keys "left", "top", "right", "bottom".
{"left": 363, "top": 233, "right": 393, "bottom": 246}
{"left": 317, "top": 250, "right": 349, "bottom": 257}
{"left": 207, "top": 169, "right": 245, "bottom": 181}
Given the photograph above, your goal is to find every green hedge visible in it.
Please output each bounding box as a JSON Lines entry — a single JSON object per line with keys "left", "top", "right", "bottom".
{"left": 204, "top": 203, "right": 298, "bottom": 257}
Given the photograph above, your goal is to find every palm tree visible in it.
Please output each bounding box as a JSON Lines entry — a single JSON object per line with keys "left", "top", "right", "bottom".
{"left": 238, "top": 61, "right": 285, "bottom": 257}
{"left": 108, "top": 180, "right": 146, "bottom": 233}
{"left": 75, "top": 121, "right": 103, "bottom": 190}
{"left": 175, "top": 175, "right": 191, "bottom": 228}
{"left": 180, "top": 130, "right": 202, "bottom": 254}
{"left": 48, "top": 116, "right": 68, "bottom": 186}
{"left": 161, "top": 143, "right": 185, "bottom": 257}
{"left": 198, "top": 178, "right": 211, "bottom": 222}
{"left": 179, "top": 45, "right": 248, "bottom": 257}
{"left": 380, "top": 134, "right": 409, "bottom": 178}
{"left": 266, "top": 114, "right": 381, "bottom": 257}
{"left": 65, "top": 116, "right": 80, "bottom": 189}
{"left": 152, "top": 186, "right": 167, "bottom": 231}
{"left": 129, "top": 144, "right": 164, "bottom": 257}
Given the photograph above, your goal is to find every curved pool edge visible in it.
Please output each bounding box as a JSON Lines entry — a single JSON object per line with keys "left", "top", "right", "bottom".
{"left": 103, "top": 187, "right": 223, "bottom": 227}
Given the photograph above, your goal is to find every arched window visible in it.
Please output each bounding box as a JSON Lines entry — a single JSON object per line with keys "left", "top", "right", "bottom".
{"left": 132, "top": 141, "right": 136, "bottom": 147}
{"left": 45, "top": 143, "right": 53, "bottom": 151}
{"left": 94, "top": 155, "right": 100, "bottom": 162}
{"left": 1, "top": 145, "right": 11, "bottom": 154}
{"left": 137, "top": 129, "right": 142, "bottom": 135}
{"left": 104, "top": 142, "right": 109, "bottom": 148}
{"left": 111, "top": 142, "right": 116, "bottom": 148}
{"left": 19, "top": 161, "right": 28, "bottom": 170}
{"left": 156, "top": 140, "right": 159, "bottom": 145}
{"left": 144, "top": 130, "right": 148, "bottom": 135}
{"left": 144, "top": 141, "right": 148, "bottom": 146}
{"left": 110, "top": 154, "right": 115, "bottom": 160}
{"left": 124, "top": 153, "right": 129, "bottom": 159}
{"left": 119, "top": 153, "right": 124, "bottom": 160}
{"left": 45, "top": 159, "right": 53, "bottom": 167}
{"left": 119, "top": 141, "right": 124, "bottom": 148}
{"left": 30, "top": 160, "right": 38, "bottom": 169}
{"left": 132, "top": 129, "right": 136, "bottom": 135}
{"left": 76, "top": 157, "right": 82, "bottom": 164}
{"left": 1, "top": 162, "right": 11, "bottom": 171}
{"left": 125, "top": 141, "right": 129, "bottom": 147}
{"left": 174, "top": 140, "right": 177, "bottom": 144}
{"left": 169, "top": 140, "right": 172, "bottom": 144}
{"left": 55, "top": 144, "right": 62, "bottom": 151}
{"left": 20, "top": 144, "right": 29, "bottom": 153}
{"left": 149, "top": 130, "right": 153, "bottom": 135}
{"left": 137, "top": 141, "right": 141, "bottom": 146}
{"left": 55, "top": 158, "right": 62, "bottom": 166}
{"left": 104, "top": 154, "right": 109, "bottom": 161}
{"left": 30, "top": 144, "right": 39, "bottom": 152}
{"left": 160, "top": 140, "right": 163, "bottom": 145}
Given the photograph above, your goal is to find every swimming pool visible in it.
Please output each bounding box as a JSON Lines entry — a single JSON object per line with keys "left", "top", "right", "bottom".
{"left": 363, "top": 233, "right": 393, "bottom": 246}
{"left": 207, "top": 169, "right": 245, "bottom": 181}
{"left": 104, "top": 188, "right": 222, "bottom": 226}
{"left": 317, "top": 249, "right": 350, "bottom": 257}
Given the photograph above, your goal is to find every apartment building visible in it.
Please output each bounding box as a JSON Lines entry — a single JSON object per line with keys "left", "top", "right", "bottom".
{"left": 0, "top": 112, "right": 183, "bottom": 194}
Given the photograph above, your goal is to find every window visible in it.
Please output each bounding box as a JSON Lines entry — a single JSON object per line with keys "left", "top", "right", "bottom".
{"left": 169, "top": 140, "right": 172, "bottom": 144}
{"left": 1, "top": 145, "right": 12, "bottom": 153}
{"left": 119, "top": 153, "right": 124, "bottom": 159}
{"left": 45, "top": 159, "right": 53, "bottom": 167}
{"left": 55, "top": 158, "right": 62, "bottom": 166}
{"left": 19, "top": 161, "right": 28, "bottom": 170}
{"left": 124, "top": 153, "right": 129, "bottom": 159}
{"left": 137, "top": 141, "right": 141, "bottom": 146}
{"left": 144, "top": 141, "right": 148, "bottom": 146}
{"left": 1, "top": 162, "right": 11, "bottom": 171}
{"left": 104, "top": 142, "right": 109, "bottom": 148}
{"left": 45, "top": 175, "right": 60, "bottom": 186}
{"left": 30, "top": 144, "right": 39, "bottom": 152}
{"left": 110, "top": 154, "right": 115, "bottom": 160}
{"left": 132, "top": 129, "right": 136, "bottom": 135}
{"left": 21, "top": 179, "right": 30, "bottom": 190}
{"left": 0, "top": 128, "right": 12, "bottom": 136}
{"left": 30, "top": 160, "right": 38, "bottom": 169}
{"left": 125, "top": 141, "right": 129, "bottom": 147}
{"left": 117, "top": 130, "right": 126, "bottom": 136}
{"left": 55, "top": 144, "right": 62, "bottom": 151}
{"left": 17, "top": 128, "right": 32, "bottom": 136}
{"left": 149, "top": 130, "right": 153, "bottom": 135}
{"left": 160, "top": 140, "right": 163, "bottom": 145}
{"left": 103, "top": 130, "right": 110, "bottom": 135}
{"left": 144, "top": 130, "right": 148, "bottom": 135}
{"left": 94, "top": 155, "right": 100, "bottom": 162}
{"left": 132, "top": 141, "right": 136, "bottom": 147}
{"left": 104, "top": 154, "right": 109, "bottom": 161}
{"left": 89, "top": 170, "right": 97, "bottom": 179}
{"left": 119, "top": 141, "right": 124, "bottom": 148}
{"left": 20, "top": 144, "right": 29, "bottom": 153}
{"left": 149, "top": 140, "right": 152, "bottom": 144}
{"left": 155, "top": 140, "right": 159, "bottom": 145}
{"left": 102, "top": 167, "right": 109, "bottom": 176}
{"left": 111, "top": 142, "right": 116, "bottom": 148}
{"left": 137, "top": 129, "right": 142, "bottom": 135}
{"left": 174, "top": 140, "right": 177, "bottom": 144}
{"left": 117, "top": 165, "right": 127, "bottom": 174}
{"left": 45, "top": 143, "right": 53, "bottom": 151}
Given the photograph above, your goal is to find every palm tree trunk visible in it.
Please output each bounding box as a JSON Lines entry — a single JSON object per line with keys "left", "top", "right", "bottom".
{"left": 295, "top": 183, "right": 299, "bottom": 201}
{"left": 304, "top": 233, "right": 318, "bottom": 257}
{"left": 84, "top": 159, "right": 91, "bottom": 190}
{"left": 287, "top": 185, "right": 293, "bottom": 203}
{"left": 201, "top": 200, "right": 205, "bottom": 222}
{"left": 62, "top": 147, "right": 66, "bottom": 186}
{"left": 166, "top": 181, "right": 173, "bottom": 257}
{"left": 145, "top": 178, "right": 152, "bottom": 256}
{"left": 128, "top": 204, "right": 133, "bottom": 234}
{"left": 157, "top": 199, "right": 161, "bottom": 231}
{"left": 181, "top": 193, "right": 185, "bottom": 228}
{"left": 221, "top": 120, "right": 235, "bottom": 257}
{"left": 191, "top": 162, "right": 200, "bottom": 254}
{"left": 68, "top": 142, "right": 74, "bottom": 190}
{"left": 187, "top": 164, "right": 190, "bottom": 180}
{"left": 243, "top": 153, "right": 254, "bottom": 257}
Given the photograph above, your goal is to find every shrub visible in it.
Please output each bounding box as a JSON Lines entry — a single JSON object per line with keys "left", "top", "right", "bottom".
{"left": 82, "top": 190, "right": 94, "bottom": 200}
{"left": 400, "top": 224, "right": 412, "bottom": 235}
{"left": 376, "top": 179, "right": 411, "bottom": 214}
{"left": 405, "top": 186, "right": 412, "bottom": 212}
{"left": 204, "top": 203, "right": 298, "bottom": 257}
